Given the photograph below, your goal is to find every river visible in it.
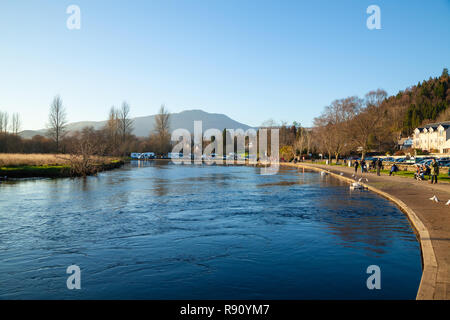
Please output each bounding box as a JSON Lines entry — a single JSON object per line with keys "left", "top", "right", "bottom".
{"left": 0, "top": 161, "right": 421, "bottom": 299}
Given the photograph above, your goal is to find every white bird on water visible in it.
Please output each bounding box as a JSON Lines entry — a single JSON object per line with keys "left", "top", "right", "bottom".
{"left": 350, "top": 182, "right": 364, "bottom": 190}
{"left": 429, "top": 195, "right": 439, "bottom": 203}
{"left": 446, "top": 200, "right": 450, "bottom": 206}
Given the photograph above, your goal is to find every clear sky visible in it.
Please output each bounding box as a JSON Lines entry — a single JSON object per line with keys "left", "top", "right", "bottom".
{"left": 0, "top": 0, "right": 449, "bottom": 130}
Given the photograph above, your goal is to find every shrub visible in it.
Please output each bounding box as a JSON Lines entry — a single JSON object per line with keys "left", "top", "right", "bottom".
{"left": 415, "top": 149, "right": 430, "bottom": 155}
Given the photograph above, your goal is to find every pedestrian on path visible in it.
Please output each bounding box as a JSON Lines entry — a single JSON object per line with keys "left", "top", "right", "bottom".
{"left": 360, "top": 159, "right": 366, "bottom": 174}
{"left": 354, "top": 160, "right": 359, "bottom": 174}
{"left": 430, "top": 158, "right": 439, "bottom": 184}
{"left": 376, "top": 158, "right": 382, "bottom": 176}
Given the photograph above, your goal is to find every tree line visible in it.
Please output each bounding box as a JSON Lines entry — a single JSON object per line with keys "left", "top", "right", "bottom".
{"left": 2, "top": 68, "right": 448, "bottom": 159}
{"left": 275, "top": 69, "right": 449, "bottom": 162}
{"left": 0, "top": 96, "right": 173, "bottom": 156}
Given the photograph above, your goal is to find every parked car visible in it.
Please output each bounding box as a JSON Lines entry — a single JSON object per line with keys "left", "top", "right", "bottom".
{"left": 415, "top": 157, "right": 434, "bottom": 164}
{"left": 403, "top": 158, "right": 415, "bottom": 164}
{"left": 438, "top": 160, "right": 450, "bottom": 167}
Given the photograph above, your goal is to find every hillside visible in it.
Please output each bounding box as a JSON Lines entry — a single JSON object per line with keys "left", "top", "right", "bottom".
{"left": 381, "top": 68, "right": 450, "bottom": 135}
{"left": 19, "top": 109, "right": 253, "bottom": 139}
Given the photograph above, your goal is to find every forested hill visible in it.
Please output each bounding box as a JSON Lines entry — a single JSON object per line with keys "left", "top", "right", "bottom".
{"left": 382, "top": 68, "right": 450, "bottom": 135}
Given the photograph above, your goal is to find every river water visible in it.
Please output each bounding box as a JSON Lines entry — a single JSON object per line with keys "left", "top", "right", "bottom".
{"left": 0, "top": 162, "right": 421, "bottom": 299}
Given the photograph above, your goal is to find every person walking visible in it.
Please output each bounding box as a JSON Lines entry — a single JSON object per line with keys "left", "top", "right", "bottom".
{"left": 360, "top": 159, "right": 366, "bottom": 174}
{"left": 354, "top": 160, "right": 359, "bottom": 174}
{"left": 430, "top": 158, "right": 439, "bottom": 184}
{"left": 376, "top": 158, "right": 382, "bottom": 176}
{"left": 371, "top": 159, "right": 376, "bottom": 171}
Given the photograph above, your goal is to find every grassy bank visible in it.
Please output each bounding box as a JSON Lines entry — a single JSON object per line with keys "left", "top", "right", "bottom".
{"left": 0, "top": 154, "right": 124, "bottom": 179}
{"left": 306, "top": 160, "right": 450, "bottom": 183}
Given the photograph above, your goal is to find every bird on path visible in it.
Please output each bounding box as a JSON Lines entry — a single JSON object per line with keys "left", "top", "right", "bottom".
{"left": 429, "top": 195, "right": 439, "bottom": 203}
{"left": 445, "top": 200, "right": 450, "bottom": 206}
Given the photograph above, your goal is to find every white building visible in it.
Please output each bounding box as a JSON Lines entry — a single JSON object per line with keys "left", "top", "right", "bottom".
{"left": 413, "top": 121, "right": 450, "bottom": 153}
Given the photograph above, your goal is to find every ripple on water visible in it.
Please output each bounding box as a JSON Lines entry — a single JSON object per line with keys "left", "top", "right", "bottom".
{"left": 0, "top": 164, "right": 421, "bottom": 299}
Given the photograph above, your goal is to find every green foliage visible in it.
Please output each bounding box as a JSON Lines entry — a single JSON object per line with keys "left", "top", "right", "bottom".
{"left": 280, "top": 145, "right": 294, "bottom": 160}
{"left": 414, "top": 148, "right": 429, "bottom": 155}
{"left": 397, "top": 68, "right": 450, "bottom": 134}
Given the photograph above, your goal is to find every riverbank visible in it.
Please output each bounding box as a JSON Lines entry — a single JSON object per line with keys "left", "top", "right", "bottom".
{"left": 282, "top": 162, "right": 450, "bottom": 300}
{"left": 312, "top": 160, "right": 450, "bottom": 184}
{"left": 0, "top": 154, "right": 125, "bottom": 179}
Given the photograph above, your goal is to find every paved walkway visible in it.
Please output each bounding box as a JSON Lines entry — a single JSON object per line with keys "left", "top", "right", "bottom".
{"left": 282, "top": 162, "right": 450, "bottom": 300}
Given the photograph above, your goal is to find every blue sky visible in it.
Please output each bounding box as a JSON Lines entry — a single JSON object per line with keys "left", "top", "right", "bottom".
{"left": 0, "top": 0, "right": 449, "bottom": 130}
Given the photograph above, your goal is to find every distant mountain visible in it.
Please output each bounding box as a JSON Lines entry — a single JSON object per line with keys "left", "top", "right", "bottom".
{"left": 19, "top": 109, "right": 253, "bottom": 139}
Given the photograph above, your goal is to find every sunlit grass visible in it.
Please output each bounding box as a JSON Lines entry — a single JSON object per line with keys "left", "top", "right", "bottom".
{"left": 0, "top": 153, "right": 119, "bottom": 167}
{"left": 0, "top": 154, "right": 124, "bottom": 178}
{"left": 303, "top": 160, "right": 450, "bottom": 183}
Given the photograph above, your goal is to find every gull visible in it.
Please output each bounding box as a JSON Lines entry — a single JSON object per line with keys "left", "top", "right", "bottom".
{"left": 429, "top": 195, "right": 439, "bottom": 203}
{"left": 446, "top": 200, "right": 450, "bottom": 206}
{"left": 352, "top": 174, "right": 355, "bottom": 177}
{"left": 350, "top": 182, "right": 364, "bottom": 190}
{"left": 340, "top": 173, "right": 344, "bottom": 176}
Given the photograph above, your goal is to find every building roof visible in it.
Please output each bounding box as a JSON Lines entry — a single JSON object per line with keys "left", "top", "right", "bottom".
{"left": 423, "top": 121, "right": 450, "bottom": 130}
{"left": 398, "top": 138, "right": 413, "bottom": 145}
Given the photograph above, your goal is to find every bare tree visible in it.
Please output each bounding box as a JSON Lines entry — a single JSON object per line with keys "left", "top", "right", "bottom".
{"left": 105, "top": 106, "right": 120, "bottom": 154}
{"left": 46, "top": 95, "right": 68, "bottom": 152}
{"left": 118, "top": 101, "right": 134, "bottom": 142}
{"left": 313, "top": 116, "right": 335, "bottom": 162}
{"left": 294, "top": 128, "right": 306, "bottom": 156}
{"left": 305, "top": 129, "right": 312, "bottom": 155}
{"left": 67, "top": 127, "right": 108, "bottom": 176}
{"left": 346, "top": 91, "right": 386, "bottom": 159}
{"left": 0, "top": 111, "right": 9, "bottom": 134}
{"left": 154, "top": 104, "right": 171, "bottom": 155}
{"left": 11, "top": 113, "right": 21, "bottom": 135}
